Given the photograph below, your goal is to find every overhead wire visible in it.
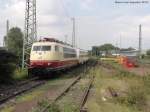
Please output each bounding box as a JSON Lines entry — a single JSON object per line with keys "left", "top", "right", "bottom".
{"left": 58, "top": 0, "right": 70, "bottom": 18}
{"left": 58, "top": 0, "right": 76, "bottom": 45}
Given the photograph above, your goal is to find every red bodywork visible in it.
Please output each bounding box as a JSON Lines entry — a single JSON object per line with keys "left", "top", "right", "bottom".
{"left": 29, "top": 60, "right": 78, "bottom": 70}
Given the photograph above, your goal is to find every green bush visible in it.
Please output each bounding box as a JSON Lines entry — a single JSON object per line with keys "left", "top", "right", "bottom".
{"left": 13, "top": 68, "right": 28, "bottom": 80}
{"left": 0, "top": 50, "right": 17, "bottom": 83}
{"left": 0, "top": 63, "right": 16, "bottom": 83}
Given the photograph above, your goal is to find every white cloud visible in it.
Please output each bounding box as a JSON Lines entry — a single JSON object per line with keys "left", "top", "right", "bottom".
{"left": 0, "top": 0, "right": 25, "bottom": 45}
{"left": 0, "top": 0, "right": 150, "bottom": 50}
{"left": 76, "top": 15, "right": 150, "bottom": 50}
{"left": 0, "top": 0, "right": 72, "bottom": 46}
{"left": 80, "top": 0, "right": 96, "bottom": 10}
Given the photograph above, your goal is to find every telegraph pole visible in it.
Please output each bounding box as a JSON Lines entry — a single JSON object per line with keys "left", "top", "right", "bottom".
{"left": 6, "top": 20, "right": 9, "bottom": 36}
{"left": 22, "top": 0, "right": 37, "bottom": 68}
{"left": 139, "top": 24, "right": 142, "bottom": 57}
{"left": 3, "top": 20, "right": 9, "bottom": 47}
{"left": 71, "top": 17, "right": 76, "bottom": 47}
{"left": 120, "top": 34, "right": 122, "bottom": 49}
{"left": 64, "top": 35, "right": 68, "bottom": 43}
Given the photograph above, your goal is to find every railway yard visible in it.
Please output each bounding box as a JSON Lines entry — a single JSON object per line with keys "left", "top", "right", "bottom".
{"left": 1, "top": 0, "right": 150, "bottom": 112}
{"left": 0, "top": 59, "right": 150, "bottom": 112}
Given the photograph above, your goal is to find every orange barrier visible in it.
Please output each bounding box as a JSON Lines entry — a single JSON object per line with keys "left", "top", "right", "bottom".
{"left": 117, "top": 56, "right": 135, "bottom": 68}
{"left": 101, "top": 56, "right": 137, "bottom": 68}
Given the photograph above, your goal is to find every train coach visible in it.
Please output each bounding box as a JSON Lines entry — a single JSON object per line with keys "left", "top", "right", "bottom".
{"left": 28, "top": 38, "right": 89, "bottom": 75}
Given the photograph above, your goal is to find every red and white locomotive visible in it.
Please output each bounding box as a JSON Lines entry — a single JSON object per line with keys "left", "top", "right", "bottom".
{"left": 28, "top": 38, "right": 88, "bottom": 75}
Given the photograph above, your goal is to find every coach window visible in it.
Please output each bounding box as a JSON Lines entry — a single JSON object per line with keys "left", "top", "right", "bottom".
{"left": 55, "top": 46, "right": 59, "bottom": 52}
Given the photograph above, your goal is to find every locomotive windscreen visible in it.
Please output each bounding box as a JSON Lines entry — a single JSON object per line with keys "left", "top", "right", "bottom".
{"left": 33, "top": 46, "right": 51, "bottom": 51}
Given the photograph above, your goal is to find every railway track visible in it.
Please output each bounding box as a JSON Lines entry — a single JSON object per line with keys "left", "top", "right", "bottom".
{"left": 40, "top": 75, "right": 95, "bottom": 112}
{"left": 0, "top": 77, "right": 39, "bottom": 91}
{"left": 40, "top": 60, "right": 97, "bottom": 112}
{"left": 0, "top": 77, "right": 45, "bottom": 105}
{"left": 41, "top": 75, "right": 81, "bottom": 112}
{"left": 0, "top": 60, "right": 97, "bottom": 111}
{"left": 79, "top": 76, "right": 94, "bottom": 112}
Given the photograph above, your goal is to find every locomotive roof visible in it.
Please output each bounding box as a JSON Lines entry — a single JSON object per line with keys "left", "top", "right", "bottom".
{"left": 33, "top": 38, "right": 87, "bottom": 52}
{"left": 38, "top": 38, "right": 73, "bottom": 47}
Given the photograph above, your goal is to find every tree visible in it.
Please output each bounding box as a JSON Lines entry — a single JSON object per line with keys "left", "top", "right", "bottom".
{"left": 98, "top": 44, "right": 118, "bottom": 56}
{"left": 146, "top": 49, "right": 150, "bottom": 56}
{"left": 92, "top": 44, "right": 118, "bottom": 56}
{"left": 92, "top": 46, "right": 99, "bottom": 56}
{"left": 5, "top": 27, "right": 23, "bottom": 66}
{"left": 4, "top": 36, "right": 7, "bottom": 48}
{"left": 98, "top": 44, "right": 116, "bottom": 51}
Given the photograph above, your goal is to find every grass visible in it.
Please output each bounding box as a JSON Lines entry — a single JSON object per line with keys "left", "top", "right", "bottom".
{"left": 15, "top": 77, "right": 70, "bottom": 103}
{"left": 0, "top": 78, "right": 69, "bottom": 112}
{"left": 87, "top": 62, "right": 150, "bottom": 112}
{"left": 15, "top": 90, "right": 43, "bottom": 102}
{"left": 13, "top": 68, "right": 28, "bottom": 81}
{"left": 62, "top": 101, "right": 78, "bottom": 112}
{"left": 0, "top": 63, "right": 93, "bottom": 112}
{"left": 32, "top": 100, "right": 60, "bottom": 112}
{"left": 0, "top": 106, "right": 15, "bottom": 112}
{"left": 4, "top": 64, "right": 90, "bottom": 109}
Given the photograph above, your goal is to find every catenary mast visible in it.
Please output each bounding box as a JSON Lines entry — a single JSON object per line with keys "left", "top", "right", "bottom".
{"left": 22, "top": 0, "right": 37, "bottom": 68}
{"left": 139, "top": 24, "right": 142, "bottom": 57}
{"left": 71, "top": 17, "right": 76, "bottom": 47}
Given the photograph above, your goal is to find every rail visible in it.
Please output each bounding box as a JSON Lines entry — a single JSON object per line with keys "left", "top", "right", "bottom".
{"left": 80, "top": 75, "right": 94, "bottom": 112}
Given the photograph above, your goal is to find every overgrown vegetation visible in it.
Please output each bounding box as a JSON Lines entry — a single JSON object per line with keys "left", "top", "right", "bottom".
{"left": 109, "top": 62, "right": 150, "bottom": 111}
{"left": 4, "top": 27, "right": 23, "bottom": 66}
{"left": 0, "top": 27, "right": 28, "bottom": 83}
{"left": 87, "top": 62, "right": 150, "bottom": 112}
{"left": 13, "top": 68, "right": 28, "bottom": 80}
{"left": 35, "top": 100, "right": 60, "bottom": 112}
{"left": 0, "top": 49, "right": 28, "bottom": 83}
{"left": 0, "top": 49, "right": 17, "bottom": 83}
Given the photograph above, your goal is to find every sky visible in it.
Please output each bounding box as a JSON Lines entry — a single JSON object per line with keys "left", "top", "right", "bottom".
{"left": 0, "top": 0, "right": 150, "bottom": 50}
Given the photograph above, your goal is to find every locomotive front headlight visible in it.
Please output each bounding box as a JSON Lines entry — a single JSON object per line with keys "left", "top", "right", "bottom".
{"left": 48, "top": 63, "right": 51, "bottom": 66}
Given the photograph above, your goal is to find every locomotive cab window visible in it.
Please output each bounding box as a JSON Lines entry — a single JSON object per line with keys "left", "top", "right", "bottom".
{"left": 33, "top": 46, "right": 41, "bottom": 51}
{"left": 55, "top": 46, "right": 59, "bottom": 52}
{"left": 32, "top": 46, "right": 51, "bottom": 51}
{"left": 42, "top": 46, "right": 51, "bottom": 51}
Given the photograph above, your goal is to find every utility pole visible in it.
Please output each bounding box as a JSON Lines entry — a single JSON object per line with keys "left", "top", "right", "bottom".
{"left": 139, "top": 24, "right": 142, "bottom": 57}
{"left": 115, "top": 41, "right": 118, "bottom": 55}
{"left": 22, "top": 0, "right": 37, "bottom": 69}
{"left": 6, "top": 20, "right": 9, "bottom": 36}
{"left": 71, "top": 17, "right": 76, "bottom": 47}
{"left": 3, "top": 20, "right": 9, "bottom": 47}
{"left": 120, "top": 34, "right": 122, "bottom": 50}
{"left": 119, "top": 34, "right": 122, "bottom": 54}
{"left": 64, "top": 35, "right": 68, "bottom": 43}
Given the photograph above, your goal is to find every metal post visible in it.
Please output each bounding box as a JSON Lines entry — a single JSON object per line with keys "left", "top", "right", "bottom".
{"left": 139, "top": 24, "right": 142, "bottom": 57}
{"left": 3, "top": 20, "right": 9, "bottom": 48}
{"left": 6, "top": 20, "right": 9, "bottom": 36}
{"left": 22, "top": 0, "right": 37, "bottom": 69}
{"left": 65, "top": 35, "right": 68, "bottom": 43}
{"left": 71, "top": 17, "right": 75, "bottom": 47}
